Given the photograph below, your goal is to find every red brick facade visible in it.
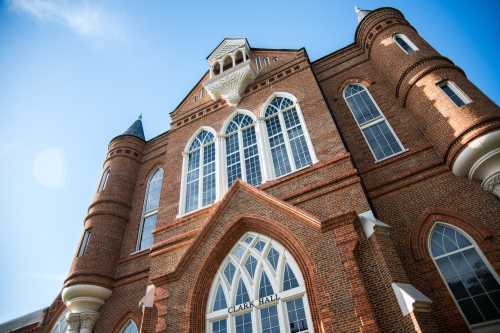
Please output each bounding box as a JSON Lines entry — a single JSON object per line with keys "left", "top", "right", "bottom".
{"left": 6, "top": 7, "right": 500, "bottom": 333}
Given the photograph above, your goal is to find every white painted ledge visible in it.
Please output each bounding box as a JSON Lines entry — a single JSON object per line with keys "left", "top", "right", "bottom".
{"left": 358, "top": 210, "right": 390, "bottom": 239}
{"left": 391, "top": 282, "right": 432, "bottom": 316}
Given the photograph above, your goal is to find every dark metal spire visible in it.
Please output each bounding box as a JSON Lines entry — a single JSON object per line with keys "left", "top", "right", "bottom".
{"left": 114, "top": 114, "right": 145, "bottom": 142}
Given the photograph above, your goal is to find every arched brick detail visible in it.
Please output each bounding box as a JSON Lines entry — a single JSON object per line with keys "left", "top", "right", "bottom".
{"left": 410, "top": 208, "right": 495, "bottom": 262}
{"left": 187, "top": 215, "right": 322, "bottom": 333}
{"left": 112, "top": 312, "right": 140, "bottom": 333}
{"left": 336, "top": 78, "right": 374, "bottom": 100}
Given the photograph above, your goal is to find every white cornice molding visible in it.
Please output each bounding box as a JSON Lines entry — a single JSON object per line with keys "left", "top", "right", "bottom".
{"left": 358, "top": 210, "right": 390, "bottom": 239}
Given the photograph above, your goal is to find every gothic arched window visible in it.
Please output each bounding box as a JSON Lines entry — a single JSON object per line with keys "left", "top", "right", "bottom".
{"left": 184, "top": 130, "right": 217, "bottom": 214}
{"left": 343, "top": 84, "right": 404, "bottom": 161}
{"left": 120, "top": 320, "right": 138, "bottom": 333}
{"left": 224, "top": 114, "right": 263, "bottom": 188}
{"left": 429, "top": 223, "right": 500, "bottom": 328}
{"left": 263, "top": 96, "right": 314, "bottom": 178}
{"left": 137, "top": 168, "right": 164, "bottom": 251}
{"left": 206, "top": 232, "right": 313, "bottom": 333}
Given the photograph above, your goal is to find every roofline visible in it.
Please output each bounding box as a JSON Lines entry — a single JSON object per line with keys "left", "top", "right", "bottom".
{"left": 252, "top": 47, "right": 303, "bottom": 52}
{"left": 169, "top": 70, "right": 209, "bottom": 115}
{"left": 206, "top": 37, "right": 251, "bottom": 60}
{"left": 108, "top": 134, "right": 146, "bottom": 147}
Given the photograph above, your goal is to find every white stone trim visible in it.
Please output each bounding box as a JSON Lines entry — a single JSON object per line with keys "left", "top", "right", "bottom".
{"left": 358, "top": 210, "right": 390, "bottom": 239}
{"left": 391, "top": 282, "right": 432, "bottom": 316}
{"left": 452, "top": 129, "right": 500, "bottom": 198}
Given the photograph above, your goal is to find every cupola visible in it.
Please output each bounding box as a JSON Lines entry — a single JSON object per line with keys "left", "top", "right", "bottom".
{"left": 203, "top": 38, "right": 257, "bottom": 106}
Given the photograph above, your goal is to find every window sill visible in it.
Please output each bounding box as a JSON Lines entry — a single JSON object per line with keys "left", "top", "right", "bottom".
{"left": 129, "top": 248, "right": 151, "bottom": 257}
{"left": 373, "top": 148, "right": 409, "bottom": 164}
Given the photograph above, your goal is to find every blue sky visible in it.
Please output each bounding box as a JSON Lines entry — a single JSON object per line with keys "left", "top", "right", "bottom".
{"left": 0, "top": 0, "right": 499, "bottom": 324}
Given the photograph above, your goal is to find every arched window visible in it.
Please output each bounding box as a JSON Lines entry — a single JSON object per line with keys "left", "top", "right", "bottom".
{"left": 235, "top": 50, "right": 244, "bottom": 65}
{"left": 437, "top": 80, "right": 471, "bottom": 107}
{"left": 223, "top": 56, "right": 233, "bottom": 72}
{"left": 429, "top": 223, "right": 500, "bottom": 328}
{"left": 264, "top": 96, "right": 313, "bottom": 178}
{"left": 343, "top": 84, "right": 404, "bottom": 161}
{"left": 184, "top": 130, "right": 217, "bottom": 214}
{"left": 137, "top": 168, "right": 164, "bottom": 251}
{"left": 213, "top": 63, "right": 221, "bottom": 76}
{"left": 224, "top": 114, "right": 262, "bottom": 188}
{"left": 97, "top": 168, "right": 110, "bottom": 192}
{"left": 206, "top": 232, "right": 313, "bottom": 333}
{"left": 120, "top": 320, "right": 138, "bottom": 333}
{"left": 393, "top": 34, "right": 418, "bottom": 54}
{"left": 50, "top": 311, "right": 67, "bottom": 333}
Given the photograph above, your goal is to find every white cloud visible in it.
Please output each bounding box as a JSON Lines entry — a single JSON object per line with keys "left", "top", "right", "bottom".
{"left": 32, "top": 147, "right": 66, "bottom": 189}
{"left": 8, "top": 0, "right": 125, "bottom": 40}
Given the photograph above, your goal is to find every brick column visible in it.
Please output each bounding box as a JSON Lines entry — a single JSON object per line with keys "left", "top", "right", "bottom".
{"left": 332, "top": 215, "right": 380, "bottom": 333}
{"left": 359, "top": 211, "right": 439, "bottom": 333}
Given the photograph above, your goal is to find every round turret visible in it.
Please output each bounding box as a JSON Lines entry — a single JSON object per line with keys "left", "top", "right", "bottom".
{"left": 62, "top": 117, "right": 146, "bottom": 331}
{"left": 358, "top": 8, "right": 500, "bottom": 197}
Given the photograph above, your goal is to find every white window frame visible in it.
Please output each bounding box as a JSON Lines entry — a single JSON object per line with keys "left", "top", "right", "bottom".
{"left": 260, "top": 92, "right": 318, "bottom": 180}
{"left": 77, "top": 229, "right": 92, "bottom": 257}
{"left": 97, "top": 168, "right": 110, "bottom": 192}
{"left": 178, "top": 127, "right": 221, "bottom": 217}
{"left": 221, "top": 110, "right": 266, "bottom": 193}
{"left": 428, "top": 222, "right": 500, "bottom": 331}
{"left": 343, "top": 84, "right": 406, "bottom": 163}
{"left": 437, "top": 80, "right": 472, "bottom": 107}
{"left": 393, "top": 33, "right": 419, "bottom": 55}
{"left": 206, "top": 232, "right": 315, "bottom": 333}
{"left": 135, "top": 168, "right": 164, "bottom": 252}
{"left": 50, "top": 311, "right": 68, "bottom": 333}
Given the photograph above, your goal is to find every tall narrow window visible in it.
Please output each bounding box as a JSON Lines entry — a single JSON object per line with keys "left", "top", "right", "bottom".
{"left": 430, "top": 223, "right": 500, "bottom": 328}
{"left": 120, "top": 320, "right": 138, "bottom": 333}
{"left": 184, "top": 130, "right": 216, "bottom": 214}
{"left": 264, "top": 96, "right": 313, "bottom": 178}
{"left": 224, "top": 114, "right": 262, "bottom": 188}
{"left": 438, "top": 81, "right": 471, "bottom": 107}
{"left": 206, "top": 232, "right": 313, "bottom": 332}
{"left": 344, "top": 84, "right": 404, "bottom": 161}
{"left": 393, "top": 34, "right": 418, "bottom": 54}
{"left": 137, "top": 168, "right": 164, "bottom": 251}
{"left": 77, "top": 229, "right": 91, "bottom": 257}
{"left": 97, "top": 168, "right": 110, "bottom": 192}
{"left": 50, "top": 311, "right": 67, "bottom": 333}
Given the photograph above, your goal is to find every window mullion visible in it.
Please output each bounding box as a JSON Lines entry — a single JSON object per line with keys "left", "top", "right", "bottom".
{"left": 279, "top": 111, "right": 296, "bottom": 170}
{"left": 238, "top": 129, "right": 247, "bottom": 183}
{"left": 198, "top": 146, "right": 204, "bottom": 209}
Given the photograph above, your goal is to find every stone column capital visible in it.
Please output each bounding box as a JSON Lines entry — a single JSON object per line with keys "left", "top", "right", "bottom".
{"left": 79, "top": 311, "right": 99, "bottom": 333}
{"left": 65, "top": 312, "right": 81, "bottom": 333}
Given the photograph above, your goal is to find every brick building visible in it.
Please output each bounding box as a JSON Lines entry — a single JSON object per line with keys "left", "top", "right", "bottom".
{"left": 2, "top": 6, "right": 499, "bottom": 333}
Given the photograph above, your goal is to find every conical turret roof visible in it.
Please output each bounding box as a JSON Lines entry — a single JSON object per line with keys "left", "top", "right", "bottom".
{"left": 112, "top": 114, "right": 145, "bottom": 142}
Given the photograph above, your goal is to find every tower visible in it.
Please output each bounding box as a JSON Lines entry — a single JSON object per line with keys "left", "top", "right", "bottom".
{"left": 355, "top": 7, "right": 500, "bottom": 197}
{"left": 61, "top": 116, "right": 146, "bottom": 332}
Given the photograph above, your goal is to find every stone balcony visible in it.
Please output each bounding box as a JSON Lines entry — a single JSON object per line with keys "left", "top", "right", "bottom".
{"left": 204, "top": 60, "right": 257, "bottom": 107}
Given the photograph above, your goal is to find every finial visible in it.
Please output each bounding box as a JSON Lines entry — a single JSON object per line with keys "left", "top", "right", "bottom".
{"left": 355, "top": 5, "right": 360, "bottom": 13}
{"left": 138, "top": 113, "right": 142, "bottom": 121}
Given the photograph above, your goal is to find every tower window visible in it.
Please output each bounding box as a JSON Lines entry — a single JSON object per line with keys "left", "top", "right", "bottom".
{"left": 224, "top": 113, "right": 263, "bottom": 188}
{"left": 263, "top": 96, "right": 314, "bottom": 178}
{"left": 97, "top": 168, "right": 110, "bottom": 192}
{"left": 344, "top": 84, "right": 404, "bottom": 161}
{"left": 120, "top": 320, "right": 138, "bottom": 333}
{"left": 393, "top": 33, "right": 418, "bottom": 54}
{"left": 438, "top": 81, "right": 471, "bottom": 107}
{"left": 77, "top": 229, "right": 91, "bottom": 257}
{"left": 429, "top": 223, "right": 500, "bottom": 327}
{"left": 137, "top": 168, "right": 164, "bottom": 251}
{"left": 183, "top": 130, "right": 217, "bottom": 214}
